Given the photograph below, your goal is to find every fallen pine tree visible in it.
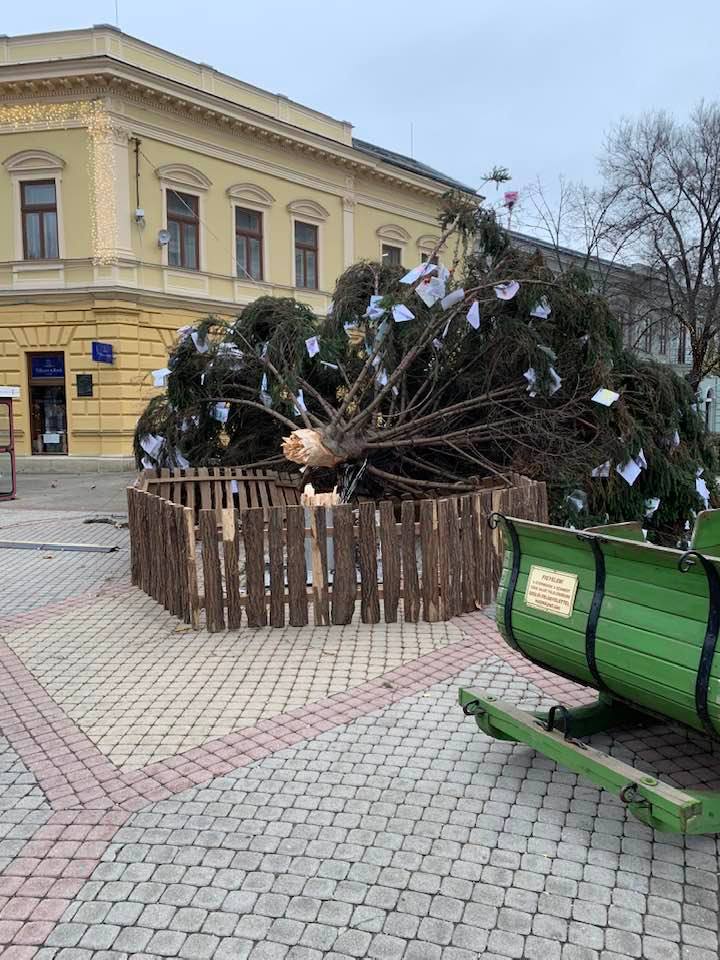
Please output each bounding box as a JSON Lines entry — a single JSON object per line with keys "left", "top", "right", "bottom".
{"left": 135, "top": 191, "right": 717, "bottom": 542}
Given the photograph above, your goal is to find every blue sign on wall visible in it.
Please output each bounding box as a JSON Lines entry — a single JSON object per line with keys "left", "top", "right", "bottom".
{"left": 91, "top": 341, "right": 114, "bottom": 364}
{"left": 30, "top": 355, "right": 64, "bottom": 379}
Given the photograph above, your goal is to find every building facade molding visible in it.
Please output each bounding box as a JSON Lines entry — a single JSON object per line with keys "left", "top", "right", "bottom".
{"left": 286, "top": 198, "right": 330, "bottom": 222}
{"left": 226, "top": 182, "right": 275, "bottom": 207}
{"left": 376, "top": 223, "right": 411, "bottom": 245}
{"left": 154, "top": 162, "right": 212, "bottom": 192}
{"left": 0, "top": 69, "right": 449, "bottom": 199}
{"left": 2, "top": 148, "right": 66, "bottom": 173}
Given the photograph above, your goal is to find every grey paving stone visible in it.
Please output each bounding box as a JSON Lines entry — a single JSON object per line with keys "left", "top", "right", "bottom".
{"left": 605, "top": 928, "right": 642, "bottom": 957}
{"left": 333, "top": 929, "right": 373, "bottom": 957}
{"left": 299, "top": 922, "right": 339, "bottom": 951}
{"left": 367, "top": 932, "right": 405, "bottom": 960}
{"left": 170, "top": 908, "right": 208, "bottom": 933}
{"left": 146, "top": 930, "right": 187, "bottom": 956}
{"left": 178, "top": 932, "right": 220, "bottom": 959}
{"left": 113, "top": 927, "right": 154, "bottom": 953}
{"left": 643, "top": 938, "right": 681, "bottom": 960}
{"left": 46, "top": 925, "right": 88, "bottom": 948}
{"left": 487, "top": 928, "right": 526, "bottom": 958}
{"left": 267, "top": 918, "right": 305, "bottom": 946}
{"left": 404, "top": 942, "right": 442, "bottom": 960}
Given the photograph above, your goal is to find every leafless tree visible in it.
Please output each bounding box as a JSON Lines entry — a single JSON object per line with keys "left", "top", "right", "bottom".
{"left": 602, "top": 102, "right": 720, "bottom": 390}
{"left": 514, "top": 178, "right": 661, "bottom": 350}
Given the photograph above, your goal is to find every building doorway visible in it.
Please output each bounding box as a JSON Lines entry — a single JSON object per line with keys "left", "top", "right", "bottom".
{"left": 27, "top": 353, "right": 68, "bottom": 455}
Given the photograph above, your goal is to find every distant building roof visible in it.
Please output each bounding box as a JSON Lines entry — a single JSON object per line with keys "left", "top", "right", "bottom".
{"left": 352, "top": 138, "right": 477, "bottom": 195}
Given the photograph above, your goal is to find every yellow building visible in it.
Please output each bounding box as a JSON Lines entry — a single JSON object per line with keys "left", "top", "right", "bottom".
{"left": 0, "top": 25, "right": 474, "bottom": 466}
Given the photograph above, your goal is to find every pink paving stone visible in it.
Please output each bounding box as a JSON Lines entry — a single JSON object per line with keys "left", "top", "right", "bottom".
{"left": 74, "top": 842, "right": 108, "bottom": 860}
{"left": 62, "top": 860, "right": 97, "bottom": 880}
{"left": 0, "top": 879, "right": 23, "bottom": 898}
{"left": 14, "top": 920, "right": 56, "bottom": 945}
{"left": 21, "top": 842, "right": 60, "bottom": 860}
{"left": 33, "top": 899, "right": 69, "bottom": 922}
{"left": 3, "top": 945, "right": 38, "bottom": 960}
{"left": 31, "top": 859, "right": 69, "bottom": 879}
{"left": 0, "top": 898, "right": 39, "bottom": 921}
{"left": 0, "top": 920, "right": 23, "bottom": 944}
{"left": 13, "top": 879, "right": 53, "bottom": 899}
{"left": 4, "top": 861, "right": 39, "bottom": 879}
{"left": 46, "top": 879, "right": 84, "bottom": 900}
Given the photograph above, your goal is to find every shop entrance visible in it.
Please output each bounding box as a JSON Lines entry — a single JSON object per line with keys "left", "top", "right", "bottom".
{"left": 27, "top": 353, "right": 68, "bottom": 455}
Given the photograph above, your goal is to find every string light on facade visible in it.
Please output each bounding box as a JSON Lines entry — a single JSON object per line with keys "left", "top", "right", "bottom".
{"left": 0, "top": 99, "right": 118, "bottom": 265}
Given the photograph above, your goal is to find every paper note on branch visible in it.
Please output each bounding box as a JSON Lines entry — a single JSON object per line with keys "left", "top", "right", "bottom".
{"left": 151, "top": 367, "right": 171, "bottom": 388}
{"left": 530, "top": 297, "right": 552, "bottom": 320}
{"left": 293, "top": 390, "right": 306, "bottom": 415}
{"left": 416, "top": 277, "right": 445, "bottom": 307}
{"left": 305, "top": 336, "right": 320, "bottom": 358}
{"left": 494, "top": 280, "right": 520, "bottom": 301}
{"left": 616, "top": 458, "right": 642, "bottom": 486}
{"left": 467, "top": 301, "right": 480, "bottom": 329}
{"left": 365, "top": 295, "right": 386, "bottom": 320}
{"left": 440, "top": 288, "right": 465, "bottom": 311}
{"left": 392, "top": 304, "right": 414, "bottom": 323}
{"left": 191, "top": 331, "right": 209, "bottom": 354}
{"left": 592, "top": 388, "right": 620, "bottom": 406}
{"left": 591, "top": 460, "right": 611, "bottom": 478}
{"left": 696, "top": 475, "right": 711, "bottom": 507}
{"left": 400, "top": 262, "right": 435, "bottom": 284}
{"left": 644, "top": 497, "right": 661, "bottom": 517}
{"left": 140, "top": 434, "right": 164, "bottom": 459}
{"left": 523, "top": 368, "right": 537, "bottom": 398}
{"left": 212, "top": 403, "right": 229, "bottom": 423}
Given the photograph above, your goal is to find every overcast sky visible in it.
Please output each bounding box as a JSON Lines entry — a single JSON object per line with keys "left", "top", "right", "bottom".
{"left": 5, "top": 0, "right": 720, "bottom": 209}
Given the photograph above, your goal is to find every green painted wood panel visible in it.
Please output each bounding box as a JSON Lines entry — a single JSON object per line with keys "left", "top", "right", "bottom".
{"left": 495, "top": 516, "right": 720, "bottom": 738}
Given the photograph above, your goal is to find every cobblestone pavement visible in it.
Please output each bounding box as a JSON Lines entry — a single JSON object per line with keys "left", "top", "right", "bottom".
{"left": 0, "top": 492, "right": 717, "bottom": 959}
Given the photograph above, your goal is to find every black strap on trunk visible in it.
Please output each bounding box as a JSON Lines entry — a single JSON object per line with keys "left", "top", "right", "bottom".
{"left": 679, "top": 549, "right": 720, "bottom": 739}
{"left": 577, "top": 534, "right": 610, "bottom": 693}
{"left": 489, "top": 512, "right": 523, "bottom": 653}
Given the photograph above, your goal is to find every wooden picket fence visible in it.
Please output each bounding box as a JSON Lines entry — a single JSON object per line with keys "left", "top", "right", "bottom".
{"left": 127, "top": 476, "right": 547, "bottom": 632}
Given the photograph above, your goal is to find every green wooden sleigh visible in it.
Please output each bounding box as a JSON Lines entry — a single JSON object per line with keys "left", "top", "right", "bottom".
{"left": 459, "top": 510, "right": 720, "bottom": 834}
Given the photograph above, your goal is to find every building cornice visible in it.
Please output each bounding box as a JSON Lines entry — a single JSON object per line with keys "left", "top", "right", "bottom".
{"left": 0, "top": 56, "right": 450, "bottom": 200}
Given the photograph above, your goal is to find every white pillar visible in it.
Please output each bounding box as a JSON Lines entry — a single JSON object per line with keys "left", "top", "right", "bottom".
{"left": 342, "top": 195, "right": 355, "bottom": 268}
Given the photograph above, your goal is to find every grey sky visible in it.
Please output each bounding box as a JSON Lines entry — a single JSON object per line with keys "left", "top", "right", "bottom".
{"left": 5, "top": 0, "right": 720, "bottom": 204}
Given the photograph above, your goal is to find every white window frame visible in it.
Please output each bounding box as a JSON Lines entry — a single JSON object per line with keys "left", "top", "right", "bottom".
{"left": 2, "top": 150, "right": 66, "bottom": 261}
{"left": 288, "top": 199, "right": 329, "bottom": 291}
{"left": 227, "top": 184, "right": 275, "bottom": 283}
{"left": 156, "top": 164, "right": 211, "bottom": 272}
{"left": 417, "top": 233, "right": 443, "bottom": 263}
{"left": 376, "top": 223, "right": 410, "bottom": 263}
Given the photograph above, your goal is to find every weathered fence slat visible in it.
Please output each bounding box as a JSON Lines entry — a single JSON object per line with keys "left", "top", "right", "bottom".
{"left": 184, "top": 507, "right": 200, "bottom": 628}
{"left": 437, "top": 498, "right": 452, "bottom": 621}
{"left": 447, "top": 497, "right": 462, "bottom": 618}
{"left": 243, "top": 508, "right": 267, "bottom": 627}
{"left": 268, "top": 507, "right": 286, "bottom": 627}
{"left": 286, "top": 505, "right": 308, "bottom": 627}
{"left": 419, "top": 499, "right": 439, "bottom": 622}
{"left": 173, "top": 504, "right": 187, "bottom": 619}
{"left": 200, "top": 509, "right": 225, "bottom": 632}
{"left": 401, "top": 500, "right": 420, "bottom": 622}
{"left": 332, "top": 504, "right": 355, "bottom": 625}
{"left": 460, "top": 496, "right": 476, "bottom": 613}
{"left": 358, "top": 501, "right": 381, "bottom": 624}
{"left": 222, "top": 509, "right": 242, "bottom": 629}
{"left": 310, "top": 506, "right": 330, "bottom": 626}
{"left": 379, "top": 501, "right": 400, "bottom": 623}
